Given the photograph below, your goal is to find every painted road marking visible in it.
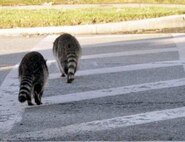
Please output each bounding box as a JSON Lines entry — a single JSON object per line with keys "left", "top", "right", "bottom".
{"left": 30, "top": 34, "right": 175, "bottom": 50}
{"left": 74, "top": 34, "right": 174, "bottom": 49}
{"left": 49, "top": 60, "right": 183, "bottom": 79}
{"left": 81, "top": 48, "right": 177, "bottom": 59}
{"left": 8, "top": 106, "right": 185, "bottom": 140}
{"left": 0, "top": 65, "right": 16, "bottom": 71}
{"left": 1, "top": 48, "right": 178, "bottom": 71}
{"left": 1, "top": 34, "right": 184, "bottom": 140}
{"left": 42, "top": 78, "right": 185, "bottom": 105}
{"left": 0, "top": 65, "right": 23, "bottom": 135}
{"left": 172, "top": 34, "right": 185, "bottom": 71}
{"left": 0, "top": 36, "right": 52, "bottom": 137}
{"left": 46, "top": 47, "right": 177, "bottom": 63}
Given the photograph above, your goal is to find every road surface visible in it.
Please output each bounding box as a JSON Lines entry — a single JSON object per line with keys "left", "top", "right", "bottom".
{"left": 1, "top": 34, "right": 185, "bottom": 140}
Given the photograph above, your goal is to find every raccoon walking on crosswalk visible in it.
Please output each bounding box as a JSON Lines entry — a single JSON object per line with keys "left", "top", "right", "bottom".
{"left": 18, "top": 51, "right": 48, "bottom": 106}
{"left": 53, "top": 33, "right": 82, "bottom": 83}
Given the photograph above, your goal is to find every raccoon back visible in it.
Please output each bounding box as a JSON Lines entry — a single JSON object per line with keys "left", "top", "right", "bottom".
{"left": 19, "top": 51, "right": 48, "bottom": 77}
{"left": 53, "top": 33, "right": 81, "bottom": 62}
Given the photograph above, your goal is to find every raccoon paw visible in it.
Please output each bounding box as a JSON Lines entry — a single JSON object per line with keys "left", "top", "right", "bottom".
{"left": 35, "top": 101, "right": 42, "bottom": 105}
{"left": 28, "top": 101, "right": 34, "bottom": 106}
{"left": 61, "top": 73, "right": 65, "bottom": 77}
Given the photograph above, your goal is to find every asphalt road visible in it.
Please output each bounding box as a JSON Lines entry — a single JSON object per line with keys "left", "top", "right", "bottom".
{"left": 1, "top": 34, "right": 185, "bottom": 140}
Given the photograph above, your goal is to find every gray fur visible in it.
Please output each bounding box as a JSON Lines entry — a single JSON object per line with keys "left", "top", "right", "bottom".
{"left": 53, "top": 33, "right": 81, "bottom": 83}
{"left": 18, "top": 51, "right": 48, "bottom": 106}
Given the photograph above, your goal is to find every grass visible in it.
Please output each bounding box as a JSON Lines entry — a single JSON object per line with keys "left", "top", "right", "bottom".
{"left": 1, "top": 0, "right": 185, "bottom": 5}
{"left": 1, "top": 7, "right": 185, "bottom": 28}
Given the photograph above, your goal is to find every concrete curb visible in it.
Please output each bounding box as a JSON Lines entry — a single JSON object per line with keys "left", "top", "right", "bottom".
{"left": 0, "top": 14, "right": 185, "bottom": 36}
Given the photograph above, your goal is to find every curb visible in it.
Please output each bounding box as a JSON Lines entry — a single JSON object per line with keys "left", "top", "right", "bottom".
{"left": 0, "top": 14, "right": 185, "bottom": 36}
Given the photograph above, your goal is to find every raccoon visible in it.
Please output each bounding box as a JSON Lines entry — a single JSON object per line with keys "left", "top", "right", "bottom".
{"left": 53, "top": 33, "right": 82, "bottom": 83}
{"left": 18, "top": 51, "right": 48, "bottom": 106}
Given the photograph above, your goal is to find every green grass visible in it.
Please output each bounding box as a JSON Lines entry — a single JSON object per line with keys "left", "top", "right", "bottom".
{"left": 1, "top": 7, "right": 185, "bottom": 28}
{"left": 1, "top": 0, "right": 185, "bottom": 5}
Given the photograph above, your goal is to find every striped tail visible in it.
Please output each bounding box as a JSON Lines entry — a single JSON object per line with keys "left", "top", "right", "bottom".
{"left": 67, "top": 54, "right": 77, "bottom": 83}
{"left": 18, "top": 75, "right": 33, "bottom": 104}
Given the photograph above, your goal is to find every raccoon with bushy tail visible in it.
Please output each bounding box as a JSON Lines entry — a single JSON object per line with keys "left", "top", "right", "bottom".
{"left": 53, "top": 33, "right": 82, "bottom": 83}
{"left": 18, "top": 51, "right": 48, "bottom": 106}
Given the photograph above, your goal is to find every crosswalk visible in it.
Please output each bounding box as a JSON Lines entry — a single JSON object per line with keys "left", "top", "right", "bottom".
{"left": 10, "top": 106, "right": 185, "bottom": 140}
{"left": 2, "top": 34, "right": 185, "bottom": 140}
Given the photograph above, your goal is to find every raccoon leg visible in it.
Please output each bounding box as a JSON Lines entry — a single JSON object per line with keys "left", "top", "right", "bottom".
{"left": 34, "top": 92, "right": 43, "bottom": 105}
{"left": 61, "top": 61, "right": 68, "bottom": 77}
{"left": 59, "top": 67, "right": 65, "bottom": 77}
{"left": 60, "top": 66, "right": 65, "bottom": 77}
{"left": 26, "top": 94, "right": 34, "bottom": 106}
{"left": 57, "top": 59, "right": 66, "bottom": 77}
{"left": 34, "top": 84, "right": 43, "bottom": 105}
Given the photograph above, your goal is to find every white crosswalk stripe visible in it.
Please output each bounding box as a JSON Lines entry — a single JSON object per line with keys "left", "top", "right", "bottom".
{"left": 0, "top": 47, "right": 178, "bottom": 71}
{"left": 2, "top": 34, "right": 185, "bottom": 140}
{"left": 43, "top": 78, "right": 185, "bottom": 105}
{"left": 49, "top": 60, "right": 184, "bottom": 79}
{"left": 8, "top": 106, "right": 185, "bottom": 140}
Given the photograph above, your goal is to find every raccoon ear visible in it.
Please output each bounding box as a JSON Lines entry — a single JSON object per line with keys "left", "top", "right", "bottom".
{"left": 45, "top": 59, "right": 47, "bottom": 63}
